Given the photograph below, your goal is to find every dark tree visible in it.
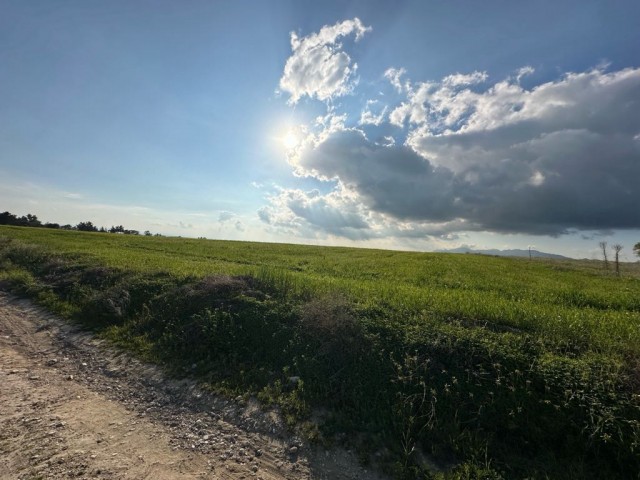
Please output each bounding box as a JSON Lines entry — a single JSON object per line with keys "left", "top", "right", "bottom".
{"left": 599, "top": 241, "right": 609, "bottom": 270}
{"left": 0, "top": 211, "right": 41, "bottom": 227}
{"left": 0, "top": 209, "right": 148, "bottom": 237}
{"left": 0, "top": 211, "right": 18, "bottom": 225}
{"left": 613, "top": 244, "right": 623, "bottom": 276}
{"left": 24, "top": 214, "right": 41, "bottom": 227}
{"left": 76, "top": 221, "right": 98, "bottom": 232}
{"left": 634, "top": 242, "right": 640, "bottom": 258}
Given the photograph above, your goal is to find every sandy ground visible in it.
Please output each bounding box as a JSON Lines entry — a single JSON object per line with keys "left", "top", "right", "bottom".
{"left": 0, "top": 291, "right": 386, "bottom": 480}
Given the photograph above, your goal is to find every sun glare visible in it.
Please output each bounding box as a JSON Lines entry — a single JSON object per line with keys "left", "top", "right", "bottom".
{"left": 282, "top": 130, "right": 299, "bottom": 149}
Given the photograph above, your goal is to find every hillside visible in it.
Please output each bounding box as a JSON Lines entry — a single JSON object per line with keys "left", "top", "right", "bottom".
{"left": 438, "top": 247, "right": 570, "bottom": 260}
{"left": 1, "top": 226, "right": 639, "bottom": 479}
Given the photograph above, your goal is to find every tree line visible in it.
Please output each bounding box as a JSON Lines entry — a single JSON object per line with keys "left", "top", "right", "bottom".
{"left": 0, "top": 210, "right": 157, "bottom": 237}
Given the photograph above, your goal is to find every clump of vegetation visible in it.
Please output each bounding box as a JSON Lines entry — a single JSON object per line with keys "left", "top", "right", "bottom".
{"left": 1, "top": 226, "right": 639, "bottom": 479}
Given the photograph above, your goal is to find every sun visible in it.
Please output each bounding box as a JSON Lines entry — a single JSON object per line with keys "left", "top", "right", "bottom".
{"left": 282, "top": 130, "right": 299, "bottom": 149}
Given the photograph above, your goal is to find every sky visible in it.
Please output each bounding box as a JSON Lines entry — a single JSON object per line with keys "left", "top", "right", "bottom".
{"left": 1, "top": 0, "right": 639, "bottom": 259}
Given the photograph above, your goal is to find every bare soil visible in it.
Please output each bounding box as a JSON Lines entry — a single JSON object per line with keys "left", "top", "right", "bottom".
{"left": 0, "top": 291, "right": 386, "bottom": 480}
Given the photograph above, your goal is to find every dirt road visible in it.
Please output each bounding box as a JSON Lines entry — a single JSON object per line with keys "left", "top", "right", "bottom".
{"left": 0, "top": 291, "right": 384, "bottom": 480}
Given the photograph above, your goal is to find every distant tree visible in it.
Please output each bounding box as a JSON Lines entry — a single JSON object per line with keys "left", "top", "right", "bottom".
{"left": 634, "top": 242, "right": 640, "bottom": 259}
{"left": 599, "top": 241, "right": 609, "bottom": 270}
{"left": 76, "top": 221, "right": 98, "bottom": 232}
{"left": 0, "top": 211, "right": 42, "bottom": 227}
{"left": 123, "top": 229, "right": 139, "bottom": 235}
{"left": 613, "top": 244, "right": 623, "bottom": 276}
{"left": 144, "top": 230, "right": 152, "bottom": 236}
{"left": 0, "top": 211, "right": 18, "bottom": 225}
{"left": 25, "top": 213, "right": 41, "bottom": 227}
{"left": 44, "top": 222, "right": 60, "bottom": 229}
{"left": 60, "top": 224, "right": 73, "bottom": 230}
{"left": 109, "top": 225, "right": 125, "bottom": 234}
{"left": 99, "top": 226, "right": 107, "bottom": 233}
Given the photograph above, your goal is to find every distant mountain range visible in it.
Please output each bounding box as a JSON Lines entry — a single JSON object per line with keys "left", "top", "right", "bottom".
{"left": 438, "top": 247, "right": 570, "bottom": 260}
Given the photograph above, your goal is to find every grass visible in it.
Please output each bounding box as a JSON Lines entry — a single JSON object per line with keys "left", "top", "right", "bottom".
{"left": 1, "top": 225, "right": 639, "bottom": 479}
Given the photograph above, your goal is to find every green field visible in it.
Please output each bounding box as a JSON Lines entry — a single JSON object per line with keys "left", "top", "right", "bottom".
{"left": 1, "top": 225, "right": 639, "bottom": 479}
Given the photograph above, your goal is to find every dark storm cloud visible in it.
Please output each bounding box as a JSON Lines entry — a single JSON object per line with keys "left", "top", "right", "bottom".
{"left": 297, "top": 129, "right": 460, "bottom": 223}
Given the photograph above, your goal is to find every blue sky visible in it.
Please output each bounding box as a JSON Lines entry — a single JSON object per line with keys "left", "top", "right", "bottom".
{"left": 1, "top": 0, "right": 639, "bottom": 259}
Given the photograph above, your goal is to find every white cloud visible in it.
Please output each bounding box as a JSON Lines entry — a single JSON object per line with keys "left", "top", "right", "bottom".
{"left": 515, "top": 66, "right": 535, "bottom": 83}
{"left": 278, "top": 66, "right": 640, "bottom": 236}
{"left": 442, "top": 71, "right": 488, "bottom": 87}
{"left": 389, "top": 81, "right": 438, "bottom": 126}
{"left": 381, "top": 135, "right": 395, "bottom": 146}
{"left": 275, "top": 19, "right": 640, "bottom": 241}
{"left": 359, "top": 100, "right": 387, "bottom": 126}
{"left": 258, "top": 183, "right": 473, "bottom": 242}
{"left": 258, "top": 186, "right": 370, "bottom": 239}
{"left": 279, "top": 18, "right": 371, "bottom": 104}
{"left": 384, "top": 67, "right": 407, "bottom": 93}
{"left": 389, "top": 102, "right": 410, "bottom": 127}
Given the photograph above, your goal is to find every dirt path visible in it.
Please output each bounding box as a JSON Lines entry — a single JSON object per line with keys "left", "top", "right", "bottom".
{"left": 0, "top": 291, "right": 385, "bottom": 480}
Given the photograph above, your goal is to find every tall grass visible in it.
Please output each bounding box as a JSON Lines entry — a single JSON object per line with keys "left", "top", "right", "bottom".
{"left": 1, "top": 226, "right": 639, "bottom": 479}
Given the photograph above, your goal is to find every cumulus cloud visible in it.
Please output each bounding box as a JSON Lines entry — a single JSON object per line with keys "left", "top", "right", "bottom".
{"left": 279, "top": 18, "right": 371, "bottom": 104}
{"left": 258, "top": 187, "right": 371, "bottom": 240}
{"left": 286, "top": 68, "right": 640, "bottom": 236}
{"left": 293, "top": 129, "right": 459, "bottom": 221}
{"left": 258, "top": 183, "right": 473, "bottom": 241}
{"left": 275, "top": 20, "right": 640, "bottom": 240}
{"left": 389, "top": 70, "right": 488, "bottom": 130}
{"left": 404, "top": 67, "right": 640, "bottom": 233}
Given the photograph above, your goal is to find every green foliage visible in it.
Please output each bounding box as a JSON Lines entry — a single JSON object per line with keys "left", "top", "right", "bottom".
{"left": 1, "top": 226, "right": 639, "bottom": 479}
